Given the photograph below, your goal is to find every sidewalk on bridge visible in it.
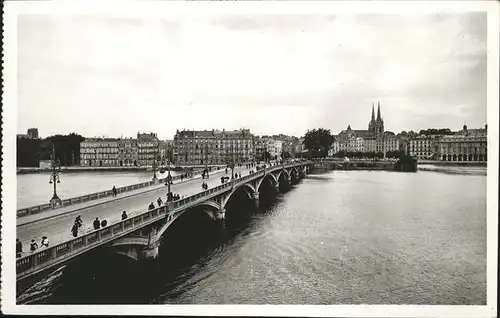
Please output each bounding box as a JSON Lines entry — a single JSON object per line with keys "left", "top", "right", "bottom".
{"left": 17, "top": 169, "right": 227, "bottom": 227}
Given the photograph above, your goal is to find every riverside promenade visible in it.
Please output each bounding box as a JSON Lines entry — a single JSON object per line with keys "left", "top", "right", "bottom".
{"left": 17, "top": 166, "right": 250, "bottom": 258}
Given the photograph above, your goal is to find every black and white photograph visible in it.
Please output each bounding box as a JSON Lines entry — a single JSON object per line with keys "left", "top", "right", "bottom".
{"left": 1, "top": 1, "right": 498, "bottom": 317}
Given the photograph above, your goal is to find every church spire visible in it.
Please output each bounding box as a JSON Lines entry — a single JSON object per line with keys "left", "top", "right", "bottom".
{"left": 377, "top": 102, "right": 381, "bottom": 120}
{"left": 371, "top": 103, "right": 375, "bottom": 121}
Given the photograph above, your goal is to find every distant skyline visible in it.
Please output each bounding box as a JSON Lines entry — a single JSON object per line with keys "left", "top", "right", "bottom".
{"left": 18, "top": 13, "right": 487, "bottom": 140}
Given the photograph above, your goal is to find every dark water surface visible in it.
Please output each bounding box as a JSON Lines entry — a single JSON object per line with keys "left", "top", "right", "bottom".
{"left": 18, "top": 167, "right": 487, "bottom": 305}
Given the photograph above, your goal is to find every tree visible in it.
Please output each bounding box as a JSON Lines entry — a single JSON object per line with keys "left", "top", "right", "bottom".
{"left": 166, "top": 148, "right": 174, "bottom": 164}
{"left": 45, "top": 133, "right": 85, "bottom": 166}
{"left": 16, "top": 138, "right": 42, "bottom": 167}
{"left": 303, "top": 128, "right": 334, "bottom": 158}
{"left": 259, "top": 151, "right": 272, "bottom": 162}
{"left": 281, "top": 151, "right": 291, "bottom": 160}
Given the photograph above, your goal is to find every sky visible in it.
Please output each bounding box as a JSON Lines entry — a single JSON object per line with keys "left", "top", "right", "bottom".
{"left": 17, "top": 13, "right": 487, "bottom": 140}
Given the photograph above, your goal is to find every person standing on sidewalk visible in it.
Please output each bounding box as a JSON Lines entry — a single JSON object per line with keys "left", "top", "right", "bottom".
{"left": 112, "top": 186, "right": 117, "bottom": 197}
{"left": 93, "top": 217, "right": 101, "bottom": 230}
{"left": 71, "top": 223, "right": 78, "bottom": 237}
{"left": 41, "top": 236, "right": 50, "bottom": 248}
{"left": 16, "top": 239, "right": 23, "bottom": 258}
{"left": 30, "top": 239, "right": 38, "bottom": 253}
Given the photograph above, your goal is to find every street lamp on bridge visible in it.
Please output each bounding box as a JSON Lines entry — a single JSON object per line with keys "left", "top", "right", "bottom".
{"left": 166, "top": 158, "right": 172, "bottom": 200}
{"left": 152, "top": 143, "right": 160, "bottom": 181}
{"left": 49, "top": 144, "right": 62, "bottom": 207}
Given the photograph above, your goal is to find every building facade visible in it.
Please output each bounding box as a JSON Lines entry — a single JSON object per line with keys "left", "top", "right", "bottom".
{"left": 409, "top": 135, "right": 441, "bottom": 159}
{"left": 173, "top": 128, "right": 255, "bottom": 165}
{"left": 254, "top": 137, "right": 267, "bottom": 161}
{"left": 80, "top": 133, "right": 162, "bottom": 167}
{"left": 265, "top": 138, "right": 277, "bottom": 158}
{"left": 118, "top": 138, "right": 138, "bottom": 166}
{"left": 27, "top": 128, "right": 39, "bottom": 139}
{"left": 80, "top": 138, "right": 120, "bottom": 167}
{"left": 437, "top": 125, "right": 487, "bottom": 162}
{"left": 336, "top": 103, "right": 399, "bottom": 155}
{"left": 274, "top": 140, "right": 283, "bottom": 160}
{"left": 137, "top": 132, "right": 160, "bottom": 167}
{"left": 17, "top": 128, "right": 40, "bottom": 140}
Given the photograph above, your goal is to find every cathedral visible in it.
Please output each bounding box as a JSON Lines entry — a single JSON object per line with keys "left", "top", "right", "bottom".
{"left": 368, "top": 102, "right": 385, "bottom": 135}
{"left": 334, "top": 102, "right": 399, "bottom": 154}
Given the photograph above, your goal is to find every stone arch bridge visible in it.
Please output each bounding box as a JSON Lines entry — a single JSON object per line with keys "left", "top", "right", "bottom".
{"left": 16, "top": 161, "right": 312, "bottom": 283}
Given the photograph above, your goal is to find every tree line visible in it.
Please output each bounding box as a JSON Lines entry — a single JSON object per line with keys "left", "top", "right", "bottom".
{"left": 17, "top": 133, "right": 85, "bottom": 167}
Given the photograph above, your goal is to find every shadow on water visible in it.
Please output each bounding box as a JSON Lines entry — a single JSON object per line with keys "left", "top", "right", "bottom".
{"left": 54, "top": 248, "right": 160, "bottom": 304}
{"left": 27, "top": 179, "right": 288, "bottom": 304}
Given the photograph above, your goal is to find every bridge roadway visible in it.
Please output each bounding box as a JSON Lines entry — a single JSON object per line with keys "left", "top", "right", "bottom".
{"left": 17, "top": 166, "right": 252, "bottom": 258}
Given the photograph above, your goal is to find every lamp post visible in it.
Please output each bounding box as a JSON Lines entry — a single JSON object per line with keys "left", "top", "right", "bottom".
{"left": 166, "top": 159, "right": 172, "bottom": 197}
{"left": 49, "top": 144, "right": 62, "bottom": 207}
{"left": 204, "top": 146, "right": 209, "bottom": 178}
{"left": 152, "top": 143, "right": 159, "bottom": 181}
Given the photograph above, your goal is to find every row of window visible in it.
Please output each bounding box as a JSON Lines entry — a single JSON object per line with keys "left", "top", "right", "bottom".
{"left": 81, "top": 154, "right": 159, "bottom": 159}
{"left": 175, "top": 139, "right": 252, "bottom": 143}
{"left": 440, "top": 142, "right": 486, "bottom": 147}
{"left": 81, "top": 149, "right": 119, "bottom": 154}
{"left": 438, "top": 149, "right": 487, "bottom": 154}
{"left": 175, "top": 144, "right": 253, "bottom": 148}
{"left": 81, "top": 143, "right": 119, "bottom": 148}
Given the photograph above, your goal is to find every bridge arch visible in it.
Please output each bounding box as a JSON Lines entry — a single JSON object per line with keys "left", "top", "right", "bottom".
{"left": 275, "top": 169, "right": 291, "bottom": 182}
{"left": 222, "top": 183, "right": 256, "bottom": 208}
{"left": 156, "top": 200, "right": 221, "bottom": 239}
{"left": 191, "top": 200, "right": 221, "bottom": 211}
{"left": 255, "top": 173, "right": 277, "bottom": 193}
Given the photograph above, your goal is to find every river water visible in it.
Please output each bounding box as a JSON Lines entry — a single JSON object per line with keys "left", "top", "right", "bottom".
{"left": 17, "top": 166, "right": 487, "bottom": 305}
{"left": 17, "top": 170, "right": 181, "bottom": 209}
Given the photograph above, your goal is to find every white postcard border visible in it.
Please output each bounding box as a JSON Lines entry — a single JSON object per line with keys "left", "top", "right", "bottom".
{"left": 1, "top": 1, "right": 498, "bottom": 317}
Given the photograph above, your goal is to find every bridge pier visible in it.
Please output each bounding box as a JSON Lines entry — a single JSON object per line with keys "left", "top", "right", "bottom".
{"left": 274, "top": 183, "right": 280, "bottom": 193}
{"left": 253, "top": 191, "right": 260, "bottom": 207}
{"left": 16, "top": 161, "right": 313, "bottom": 284}
{"left": 215, "top": 208, "right": 226, "bottom": 220}
{"left": 141, "top": 245, "right": 159, "bottom": 260}
{"left": 112, "top": 245, "right": 140, "bottom": 261}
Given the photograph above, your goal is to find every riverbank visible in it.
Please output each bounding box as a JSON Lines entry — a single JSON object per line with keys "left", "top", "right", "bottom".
{"left": 312, "top": 158, "right": 417, "bottom": 173}
{"left": 17, "top": 165, "right": 225, "bottom": 174}
{"left": 418, "top": 160, "right": 487, "bottom": 167}
{"left": 17, "top": 166, "right": 150, "bottom": 174}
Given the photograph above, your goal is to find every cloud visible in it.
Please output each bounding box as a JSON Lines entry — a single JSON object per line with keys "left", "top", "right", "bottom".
{"left": 17, "top": 12, "right": 487, "bottom": 139}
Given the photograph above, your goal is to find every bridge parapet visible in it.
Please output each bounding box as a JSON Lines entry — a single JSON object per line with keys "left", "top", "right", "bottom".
{"left": 16, "top": 161, "right": 312, "bottom": 281}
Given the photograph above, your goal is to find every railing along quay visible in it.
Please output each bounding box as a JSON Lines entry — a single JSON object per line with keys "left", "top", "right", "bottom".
{"left": 16, "top": 161, "right": 310, "bottom": 280}
{"left": 16, "top": 168, "right": 213, "bottom": 218}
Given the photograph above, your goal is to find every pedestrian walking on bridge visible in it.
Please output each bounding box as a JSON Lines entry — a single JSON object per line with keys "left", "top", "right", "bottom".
{"left": 75, "top": 216, "right": 83, "bottom": 228}
{"left": 30, "top": 239, "right": 38, "bottom": 253}
{"left": 16, "top": 239, "right": 22, "bottom": 258}
{"left": 93, "top": 217, "right": 101, "bottom": 230}
{"left": 112, "top": 185, "right": 117, "bottom": 197}
{"left": 157, "top": 197, "right": 163, "bottom": 206}
{"left": 41, "top": 236, "right": 49, "bottom": 248}
{"left": 71, "top": 223, "right": 79, "bottom": 237}
{"left": 122, "top": 211, "right": 128, "bottom": 220}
